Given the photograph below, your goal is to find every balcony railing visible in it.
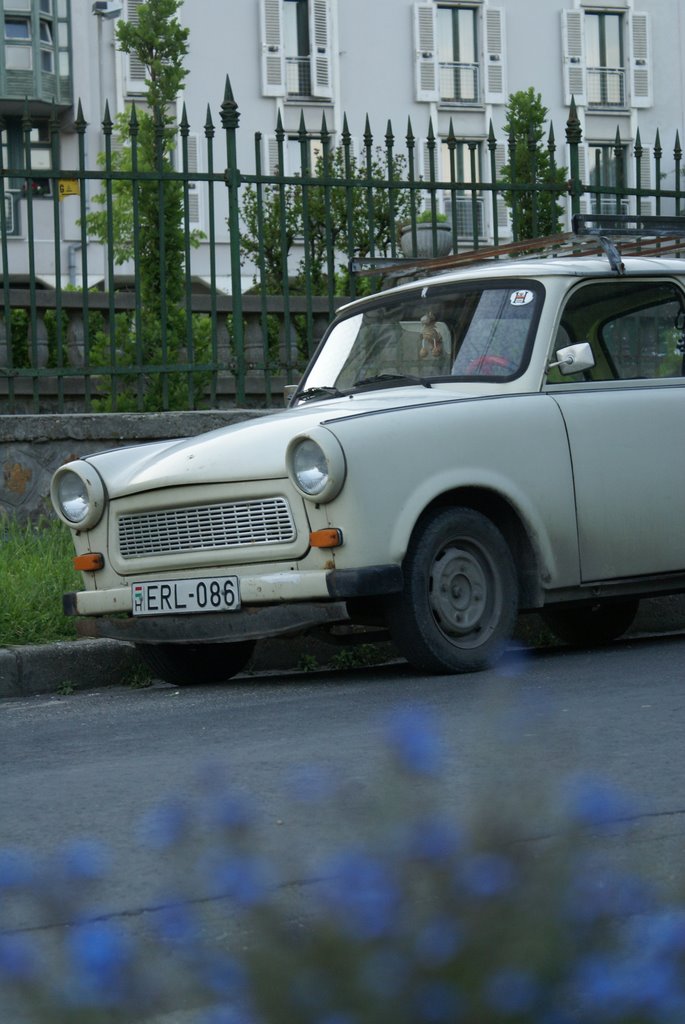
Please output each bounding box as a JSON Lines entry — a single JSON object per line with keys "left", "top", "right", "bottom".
{"left": 285, "top": 56, "right": 312, "bottom": 98}
{"left": 444, "top": 195, "right": 485, "bottom": 238}
{"left": 587, "top": 67, "right": 625, "bottom": 108}
{"left": 438, "top": 62, "right": 480, "bottom": 105}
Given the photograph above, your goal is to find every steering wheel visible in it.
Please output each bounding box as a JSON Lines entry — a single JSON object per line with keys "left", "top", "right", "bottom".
{"left": 465, "top": 354, "right": 516, "bottom": 375}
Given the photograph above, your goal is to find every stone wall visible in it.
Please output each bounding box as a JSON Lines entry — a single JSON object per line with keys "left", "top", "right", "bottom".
{"left": 0, "top": 411, "right": 268, "bottom": 521}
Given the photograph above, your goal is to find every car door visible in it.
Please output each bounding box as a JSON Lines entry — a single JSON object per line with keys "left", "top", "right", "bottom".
{"left": 546, "top": 277, "right": 685, "bottom": 583}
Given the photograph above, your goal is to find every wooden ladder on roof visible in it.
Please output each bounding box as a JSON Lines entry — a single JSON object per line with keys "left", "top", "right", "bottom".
{"left": 349, "top": 214, "right": 685, "bottom": 282}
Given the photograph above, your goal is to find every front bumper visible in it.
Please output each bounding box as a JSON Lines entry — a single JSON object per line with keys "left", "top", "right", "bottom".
{"left": 73, "top": 600, "right": 352, "bottom": 645}
{"left": 64, "top": 563, "right": 404, "bottom": 645}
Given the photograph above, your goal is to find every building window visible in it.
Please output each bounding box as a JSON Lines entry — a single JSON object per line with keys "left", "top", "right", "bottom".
{"left": 2, "top": 118, "right": 53, "bottom": 197}
{"left": 586, "top": 12, "right": 624, "bottom": 108}
{"left": 437, "top": 6, "right": 479, "bottom": 104}
{"left": 284, "top": 0, "right": 310, "bottom": 96}
{"left": 588, "top": 143, "right": 628, "bottom": 214}
{"left": 4, "top": 16, "right": 32, "bottom": 69}
{"left": 436, "top": 139, "right": 483, "bottom": 237}
{"left": 260, "top": 0, "right": 332, "bottom": 101}
{"left": 414, "top": 4, "right": 506, "bottom": 107}
{"left": 39, "top": 18, "right": 54, "bottom": 71}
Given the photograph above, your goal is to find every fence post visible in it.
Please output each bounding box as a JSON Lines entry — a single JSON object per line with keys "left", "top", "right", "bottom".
{"left": 565, "top": 97, "right": 582, "bottom": 220}
{"left": 221, "top": 76, "right": 245, "bottom": 405}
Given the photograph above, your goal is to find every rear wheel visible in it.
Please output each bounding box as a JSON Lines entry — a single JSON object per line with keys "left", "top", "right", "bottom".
{"left": 136, "top": 640, "right": 256, "bottom": 686}
{"left": 542, "top": 599, "right": 639, "bottom": 648}
{"left": 386, "top": 507, "right": 518, "bottom": 674}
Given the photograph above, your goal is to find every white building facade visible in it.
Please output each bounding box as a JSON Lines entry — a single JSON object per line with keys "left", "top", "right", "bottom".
{"left": 3, "top": 0, "right": 685, "bottom": 287}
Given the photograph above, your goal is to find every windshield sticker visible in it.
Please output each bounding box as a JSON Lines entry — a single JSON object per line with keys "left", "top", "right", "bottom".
{"left": 510, "top": 289, "right": 534, "bottom": 306}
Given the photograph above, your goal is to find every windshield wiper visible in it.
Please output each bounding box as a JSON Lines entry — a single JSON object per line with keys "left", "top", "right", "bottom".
{"left": 295, "top": 385, "right": 345, "bottom": 403}
{"left": 353, "top": 373, "right": 432, "bottom": 389}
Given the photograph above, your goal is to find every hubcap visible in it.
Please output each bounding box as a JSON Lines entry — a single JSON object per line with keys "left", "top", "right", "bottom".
{"left": 429, "top": 543, "right": 498, "bottom": 644}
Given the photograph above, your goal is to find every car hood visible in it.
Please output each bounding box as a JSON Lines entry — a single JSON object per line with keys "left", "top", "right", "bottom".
{"left": 84, "top": 387, "right": 471, "bottom": 498}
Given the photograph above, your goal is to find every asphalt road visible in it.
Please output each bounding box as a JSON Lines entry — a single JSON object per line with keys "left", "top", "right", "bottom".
{"left": 2, "top": 633, "right": 685, "bottom": 1020}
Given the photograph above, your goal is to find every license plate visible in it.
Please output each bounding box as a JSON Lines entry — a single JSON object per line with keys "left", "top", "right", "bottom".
{"left": 131, "top": 576, "right": 241, "bottom": 616}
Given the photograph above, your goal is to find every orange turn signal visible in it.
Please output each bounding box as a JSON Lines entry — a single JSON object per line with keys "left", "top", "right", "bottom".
{"left": 73, "top": 553, "right": 105, "bottom": 572}
{"left": 309, "top": 528, "right": 343, "bottom": 549}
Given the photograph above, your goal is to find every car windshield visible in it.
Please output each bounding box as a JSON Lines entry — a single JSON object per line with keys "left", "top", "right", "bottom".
{"left": 300, "top": 280, "right": 542, "bottom": 395}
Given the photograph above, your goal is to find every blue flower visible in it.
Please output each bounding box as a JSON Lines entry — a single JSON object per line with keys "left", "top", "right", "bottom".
{"left": 55, "top": 838, "right": 110, "bottom": 882}
{"left": 0, "top": 935, "right": 39, "bottom": 982}
{"left": 152, "top": 899, "right": 200, "bottom": 946}
{"left": 625, "top": 909, "right": 685, "bottom": 957}
{"left": 562, "top": 773, "right": 638, "bottom": 830}
{"left": 569, "top": 951, "right": 685, "bottom": 1020}
{"left": 565, "top": 855, "right": 654, "bottom": 924}
{"left": 66, "top": 921, "right": 135, "bottom": 1007}
{"left": 197, "top": 951, "right": 249, "bottom": 1000}
{"left": 0, "top": 847, "right": 36, "bottom": 890}
{"left": 384, "top": 706, "right": 443, "bottom": 777}
{"left": 406, "top": 815, "right": 462, "bottom": 863}
{"left": 323, "top": 848, "right": 400, "bottom": 940}
{"left": 206, "top": 853, "right": 273, "bottom": 907}
{"left": 460, "top": 851, "right": 516, "bottom": 898}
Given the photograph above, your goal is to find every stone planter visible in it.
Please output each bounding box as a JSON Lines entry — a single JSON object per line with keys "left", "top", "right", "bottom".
{"left": 399, "top": 222, "right": 452, "bottom": 258}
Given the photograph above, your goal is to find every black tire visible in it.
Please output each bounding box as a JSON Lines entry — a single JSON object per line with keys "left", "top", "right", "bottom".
{"left": 135, "top": 640, "right": 256, "bottom": 686}
{"left": 386, "top": 507, "right": 518, "bottom": 674}
{"left": 542, "top": 599, "right": 639, "bottom": 648}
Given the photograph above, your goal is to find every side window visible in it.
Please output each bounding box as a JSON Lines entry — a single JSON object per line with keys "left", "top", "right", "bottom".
{"left": 549, "top": 280, "right": 685, "bottom": 383}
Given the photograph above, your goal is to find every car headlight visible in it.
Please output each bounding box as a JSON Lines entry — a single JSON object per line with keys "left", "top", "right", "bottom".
{"left": 50, "top": 462, "right": 106, "bottom": 530}
{"left": 286, "top": 429, "right": 346, "bottom": 502}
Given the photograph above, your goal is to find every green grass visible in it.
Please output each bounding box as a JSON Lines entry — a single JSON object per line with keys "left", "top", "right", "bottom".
{"left": 0, "top": 516, "right": 81, "bottom": 646}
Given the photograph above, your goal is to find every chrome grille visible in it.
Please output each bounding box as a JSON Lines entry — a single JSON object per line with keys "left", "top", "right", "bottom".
{"left": 118, "top": 497, "right": 296, "bottom": 559}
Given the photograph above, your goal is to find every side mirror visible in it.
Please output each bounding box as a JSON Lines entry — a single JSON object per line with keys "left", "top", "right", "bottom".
{"left": 283, "top": 384, "right": 299, "bottom": 406}
{"left": 548, "top": 341, "right": 595, "bottom": 376}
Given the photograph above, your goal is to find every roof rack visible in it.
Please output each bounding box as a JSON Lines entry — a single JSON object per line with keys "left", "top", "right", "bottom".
{"left": 350, "top": 214, "right": 685, "bottom": 282}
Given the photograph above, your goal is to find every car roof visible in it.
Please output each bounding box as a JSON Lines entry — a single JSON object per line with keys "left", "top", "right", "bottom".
{"left": 339, "top": 254, "right": 685, "bottom": 313}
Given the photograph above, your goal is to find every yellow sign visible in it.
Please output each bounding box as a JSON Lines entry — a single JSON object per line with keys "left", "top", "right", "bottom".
{"left": 58, "top": 179, "right": 80, "bottom": 200}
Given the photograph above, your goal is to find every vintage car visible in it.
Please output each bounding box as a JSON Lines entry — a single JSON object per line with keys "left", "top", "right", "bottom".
{"left": 51, "top": 216, "right": 685, "bottom": 684}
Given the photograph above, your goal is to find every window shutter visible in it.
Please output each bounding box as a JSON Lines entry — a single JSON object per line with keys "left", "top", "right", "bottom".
{"left": 124, "top": 0, "right": 146, "bottom": 95}
{"left": 637, "top": 144, "right": 655, "bottom": 214}
{"left": 264, "top": 135, "right": 288, "bottom": 175}
{"left": 574, "top": 143, "right": 590, "bottom": 215}
{"left": 185, "top": 133, "right": 202, "bottom": 227}
{"left": 483, "top": 7, "right": 506, "bottom": 105}
{"left": 260, "top": 0, "right": 285, "bottom": 97}
{"left": 413, "top": 3, "right": 438, "bottom": 103}
{"left": 493, "top": 143, "right": 510, "bottom": 234}
{"left": 309, "top": 0, "right": 332, "bottom": 100}
{"left": 630, "top": 13, "right": 652, "bottom": 108}
{"left": 561, "top": 9, "right": 586, "bottom": 106}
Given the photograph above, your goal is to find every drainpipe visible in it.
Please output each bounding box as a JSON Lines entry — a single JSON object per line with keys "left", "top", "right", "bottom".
{"left": 68, "top": 243, "right": 82, "bottom": 287}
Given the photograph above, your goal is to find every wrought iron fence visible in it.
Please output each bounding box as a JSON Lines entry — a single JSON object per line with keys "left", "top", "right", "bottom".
{"left": 1, "top": 81, "right": 684, "bottom": 413}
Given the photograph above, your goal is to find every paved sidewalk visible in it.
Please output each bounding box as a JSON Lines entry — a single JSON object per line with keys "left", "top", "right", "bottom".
{"left": 1, "top": 596, "right": 684, "bottom": 699}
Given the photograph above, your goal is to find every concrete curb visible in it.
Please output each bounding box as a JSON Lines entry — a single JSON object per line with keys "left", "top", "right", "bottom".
{"left": 2, "top": 596, "right": 684, "bottom": 698}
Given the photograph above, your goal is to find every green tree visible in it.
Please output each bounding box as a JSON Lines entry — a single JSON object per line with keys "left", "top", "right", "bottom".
{"left": 500, "top": 87, "right": 567, "bottom": 240}
{"left": 240, "top": 146, "right": 411, "bottom": 296}
{"left": 239, "top": 145, "right": 412, "bottom": 366}
{"left": 87, "top": 0, "right": 207, "bottom": 411}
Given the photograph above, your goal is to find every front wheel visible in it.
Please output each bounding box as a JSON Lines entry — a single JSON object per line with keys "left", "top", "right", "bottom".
{"left": 386, "top": 508, "right": 518, "bottom": 674}
{"left": 136, "top": 640, "right": 256, "bottom": 686}
{"left": 542, "top": 599, "right": 639, "bottom": 648}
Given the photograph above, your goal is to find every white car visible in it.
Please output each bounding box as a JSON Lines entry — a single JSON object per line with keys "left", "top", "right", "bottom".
{"left": 51, "top": 217, "right": 685, "bottom": 684}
